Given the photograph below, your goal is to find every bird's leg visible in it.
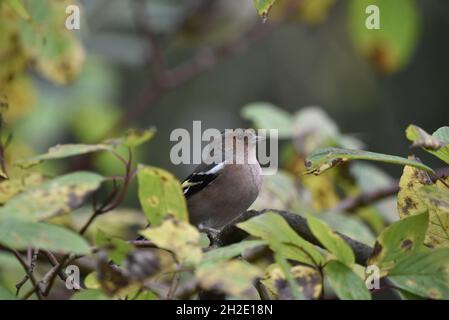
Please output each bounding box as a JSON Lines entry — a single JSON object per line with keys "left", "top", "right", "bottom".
{"left": 198, "top": 224, "right": 220, "bottom": 245}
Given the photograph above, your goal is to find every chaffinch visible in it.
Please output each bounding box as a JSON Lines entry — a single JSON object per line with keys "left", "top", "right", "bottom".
{"left": 182, "top": 129, "right": 263, "bottom": 229}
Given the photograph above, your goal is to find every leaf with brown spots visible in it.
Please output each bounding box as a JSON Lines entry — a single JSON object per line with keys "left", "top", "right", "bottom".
{"left": 139, "top": 217, "right": 202, "bottom": 265}
{"left": 253, "top": 0, "right": 278, "bottom": 21}
{"left": 261, "top": 264, "right": 322, "bottom": 300}
{"left": 398, "top": 165, "right": 449, "bottom": 247}
{"left": 0, "top": 171, "right": 103, "bottom": 221}
{"left": 196, "top": 260, "right": 262, "bottom": 299}
{"left": 368, "top": 212, "right": 428, "bottom": 274}
{"left": 104, "top": 127, "right": 156, "bottom": 149}
{"left": 15, "top": 144, "right": 112, "bottom": 168}
{"left": 418, "top": 185, "right": 449, "bottom": 246}
{"left": 137, "top": 165, "right": 188, "bottom": 226}
{"left": 388, "top": 248, "right": 449, "bottom": 299}
{"left": 406, "top": 125, "right": 449, "bottom": 164}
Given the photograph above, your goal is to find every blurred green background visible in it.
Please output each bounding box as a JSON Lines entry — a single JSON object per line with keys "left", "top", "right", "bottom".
{"left": 3, "top": 0, "right": 449, "bottom": 179}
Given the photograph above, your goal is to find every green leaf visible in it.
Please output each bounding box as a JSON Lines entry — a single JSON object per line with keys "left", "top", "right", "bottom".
{"left": 307, "top": 215, "right": 355, "bottom": 265}
{"left": 253, "top": 0, "right": 277, "bottom": 19}
{"left": 5, "top": 0, "right": 30, "bottom": 20}
{"left": 139, "top": 217, "right": 202, "bottom": 265}
{"left": 15, "top": 144, "right": 112, "bottom": 168}
{"left": 0, "top": 218, "right": 91, "bottom": 254}
{"left": 368, "top": 212, "right": 428, "bottom": 273}
{"left": 305, "top": 147, "right": 434, "bottom": 175}
{"left": 196, "top": 260, "right": 262, "bottom": 299}
{"left": 137, "top": 165, "right": 188, "bottom": 226}
{"left": 241, "top": 102, "right": 292, "bottom": 138}
{"left": 324, "top": 260, "right": 371, "bottom": 300}
{"left": 0, "top": 284, "right": 16, "bottom": 300}
{"left": 95, "top": 230, "right": 134, "bottom": 264}
{"left": 406, "top": 125, "right": 449, "bottom": 165}
{"left": 0, "top": 172, "right": 104, "bottom": 221}
{"left": 201, "top": 240, "right": 267, "bottom": 265}
{"left": 348, "top": 0, "right": 419, "bottom": 73}
{"left": 319, "top": 211, "right": 375, "bottom": 246}
{"left": 71, "top": 289, "right": 108, "bottom": 300}
{"left": 237, "top": 212, "right": 324, "bottom": 266}
{"left": 397, "top": 166, "right": 449, "bottom": 247}
{"left": 388, "top": 248, "right": 449, "bottom": 299}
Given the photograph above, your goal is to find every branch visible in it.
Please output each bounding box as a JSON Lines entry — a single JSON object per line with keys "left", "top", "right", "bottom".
{"left": 131, "top": 0, "right": 167, "bottom": 83}
{"left": 12, "top": 249, "right": 43, "bottom": 300}
{"left": 215, "top": 209, "right": 373, "bottom": 266}
{"left": 119, "top": 12, "right": 277, "bottom": 128}
{"left": 15, "top": 248, "right": 39, "bottom": 297}
{"left": 333, "top": 166, "right": 449, "bottom": 213}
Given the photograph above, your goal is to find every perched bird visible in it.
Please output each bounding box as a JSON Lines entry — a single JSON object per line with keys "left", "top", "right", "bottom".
{"left": 182, "top": 129, "right": 263, "bottom": 230}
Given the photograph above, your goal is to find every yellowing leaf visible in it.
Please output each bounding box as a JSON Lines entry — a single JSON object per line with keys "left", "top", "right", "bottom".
{"left": 137, "top": 165, "right": 188, "bottom": 226}
{"left": 0, "top": 171, "right": 104, "bottom": 221}
{"left": 15, "top": 144, "right": 112, "bottom": 168}
{"left": 348, "top": 0, "right": 420, "bottom": 73}
{"left": 398, "top": 166, "right": 449, "bottom": 247}
{"left": 388, "top": 248, "right": 449, "bottom": 299}
{"left": 196, "top": 260, "right": 262, "bottom": 298}
{"left": 2, "top": 75, "right": 36, "bottom": 123}
{"left": 0, "top": 173, "right": 45, "bottom": 204}
{"left": 261, "top": 264, "right": 322, "bottom": 300}
{"left": 139, "top": 217, "right": 202, "bottom": 265}
{"left": 18, "top": 0, "right": 85, "bottom": 85}
{"left": 253, "top": 0, "right": 278, "bottom": 20}
{"left": 105, "top": 127, "right": 156, "bottom": 149}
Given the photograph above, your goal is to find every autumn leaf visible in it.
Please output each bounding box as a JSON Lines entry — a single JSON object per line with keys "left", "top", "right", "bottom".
{"left": 139, "top": 217, "right": 202, "bottom": 265}
{"left": 261, "top": 264, "right": 322, "bottom": 300}
{"left": 397, "top": 165, "right": 449, "bottom": 247}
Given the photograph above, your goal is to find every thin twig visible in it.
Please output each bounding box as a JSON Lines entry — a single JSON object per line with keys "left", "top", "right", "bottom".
{"left": 15, "top": 248, "right": 39, "bottom": 296}
{"left": 116, "top": 10, "right": 277, "bottom": 130}
{"left": 12, "top": 250, "right": 43, "bottom": 300}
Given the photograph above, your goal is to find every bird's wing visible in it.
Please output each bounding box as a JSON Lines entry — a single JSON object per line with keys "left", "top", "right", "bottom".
{"left": 182, "top": 161, "right": 225, "bottom": 198}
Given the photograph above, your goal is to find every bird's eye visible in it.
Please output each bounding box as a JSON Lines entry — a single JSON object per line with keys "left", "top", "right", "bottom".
{"left": 305, "top": 160, "right": 312, "bottom": 168}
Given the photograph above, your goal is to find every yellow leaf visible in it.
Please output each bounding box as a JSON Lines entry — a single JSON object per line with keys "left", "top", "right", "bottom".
{"left": 139, "top": 217, "right": 202, "bottom": 265}
{"left": 398, "top": 166, "right": 449, "bottom": 247}
{"left": 261, "top": 264, "right": 322, "bottom": 300}
{"left": 196, "top": 260, "right": 262, "bottom": 298}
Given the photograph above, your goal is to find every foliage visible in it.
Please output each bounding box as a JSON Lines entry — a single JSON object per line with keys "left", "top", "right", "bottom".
{"left": 0, "top": 0, "right": 446, "bottom": 302}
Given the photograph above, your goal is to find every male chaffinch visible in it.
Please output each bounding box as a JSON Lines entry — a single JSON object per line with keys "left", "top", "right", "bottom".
{"left": 182, "top": 129, "right": 263, "bottom": 229}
